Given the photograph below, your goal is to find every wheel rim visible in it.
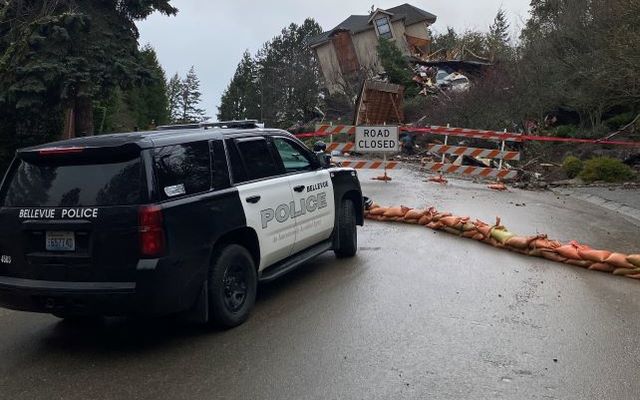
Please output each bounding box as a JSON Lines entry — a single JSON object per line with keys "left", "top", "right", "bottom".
{"left": 223, "top": 263, "right": 248, "bottom": 313}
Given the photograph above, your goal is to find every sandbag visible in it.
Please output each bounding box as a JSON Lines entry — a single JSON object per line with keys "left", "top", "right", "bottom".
{"left": 462, "top": 222, "right": 476, "bottom": 232}
{"left": 588, "top": 263, "right": 616, "bottom": 273}
{"left": 432, "top": 212, "right": 452, "bottom": 222}
{"left": 383, "top": 206, "right": 408, "bottom": 218}
{"left": 605, "top": 253, "right": 635, "bottom": 269}
{"left": 462, "top": 229, "right": 479, "bottom": 239}
{"left": 626, "top": 254, "right": 640, "bottom": 268}
{"left": 369, "top": 207, "right": 387, "bottom": 216}
{"left": 577, "top": 249, "right": 612, "bottom": 264}
{"left": 555, "top": 241, "right": 591, "bottom": 260}
{"left": 418, "top": 215, "right": 432, "bottom": 226}
{"left": 404, "top": 209, "right": 426, "bottom": 220}
{"left": 472, "top": 233, "right": 485, "bottom": 241}
{"left": 613, "top": 268, "right": 640, "bottom": 276}
{"left": 540, "top": 250, "right": 567, "bottom": 263}
{"left": 531, "top": 238, "right": 562, "bottom": 250}
{"left": 440, "top": 216, "right": 464, "bottom": 229}
{"left": 564, "top": 259, "right": 592, "bottom": 268}
{"left": 427, "top": 221, "right": 443, "bottom": 230}
{"left": 506, "top": 236, "right": 538, "bottom": 250}
{"left": 491, "top": 228, "right": 515, "bottom": 244}
{"left": 443, "top": 227, "right": 463, "bottom": 235}
{"left": 476, "top": 224, "right": 493, "bottom": 238}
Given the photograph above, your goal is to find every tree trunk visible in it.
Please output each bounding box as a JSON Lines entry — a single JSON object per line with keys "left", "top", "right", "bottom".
{"left": 74, "top": 96, "right": 94, "bottom": 137}
{"left": 62, "top": 107, "right": 75, "bottom": 140}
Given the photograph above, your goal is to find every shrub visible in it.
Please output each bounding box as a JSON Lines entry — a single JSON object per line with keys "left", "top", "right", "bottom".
{"left": 562, "top": 156, "right": 583, "bottom": 178}
{"left": 604, "top": 112, "right": 636, "bottom": 131}
{"left": 554, "top": 125, "right": 579, "bottom": 138}
{"left": 579, "top": 157, "right": 635, "bottom": 183}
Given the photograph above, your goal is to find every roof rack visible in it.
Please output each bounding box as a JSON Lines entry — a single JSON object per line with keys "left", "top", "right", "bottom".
{"left": 155, "top": 120, "right": 264, "bottom": 131}
{"left": 202, "top": 120, "right": 263, "bottom": 129}
{"left": 156, "top": 123, "right": 201, "bottom": 131}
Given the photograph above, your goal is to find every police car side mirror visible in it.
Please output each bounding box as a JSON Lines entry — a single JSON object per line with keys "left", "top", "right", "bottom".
{"left": 315, "top": 152, "right": 331, "bottom": 169}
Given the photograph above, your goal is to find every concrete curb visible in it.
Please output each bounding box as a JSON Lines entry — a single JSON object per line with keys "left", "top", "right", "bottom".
{"left": 552, "top": 188, "right": 640, "bottom": 225}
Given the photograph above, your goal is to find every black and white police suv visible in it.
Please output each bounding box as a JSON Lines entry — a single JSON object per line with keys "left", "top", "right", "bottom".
{"left": 0, "top": 122, "right": 364, "bottom": 327}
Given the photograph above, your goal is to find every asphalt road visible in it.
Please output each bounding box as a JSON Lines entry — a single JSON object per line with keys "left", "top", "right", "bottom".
{"left": 1, "top": 168, "right": 640, "bottom": 400}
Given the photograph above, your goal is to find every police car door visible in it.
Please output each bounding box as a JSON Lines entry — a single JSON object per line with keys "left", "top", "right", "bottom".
{"left": 228, "top": 137, "right": 296, "bottom": 270}
{"left": 271, "top": 136, "right": 335, "bottom": 255}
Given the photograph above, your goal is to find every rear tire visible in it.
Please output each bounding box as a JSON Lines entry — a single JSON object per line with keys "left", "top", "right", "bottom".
{"left": 334, "top": 199, "right": 358, "bottom": 258}
{"left": 208, "top": 244, "right": 257, "bottom": 329}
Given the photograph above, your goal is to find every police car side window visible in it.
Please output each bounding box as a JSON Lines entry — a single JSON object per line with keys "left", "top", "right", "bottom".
{"left": 273, "top": 138, "right": 314, "bottom": 173}
{"left": 234, "top": 138, "right": 280, "bottom": 182}
{"left": 154, "top": 141, "right": 211, "bottom": 199}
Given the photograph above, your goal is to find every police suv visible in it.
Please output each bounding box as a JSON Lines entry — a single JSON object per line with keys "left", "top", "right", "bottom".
{"left": 0, "top": 122, "right": 363, "bottom": 328}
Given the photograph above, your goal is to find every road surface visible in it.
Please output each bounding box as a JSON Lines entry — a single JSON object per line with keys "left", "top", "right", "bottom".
{"left": 1, "top": 168, "right": 639, "bottom": 399}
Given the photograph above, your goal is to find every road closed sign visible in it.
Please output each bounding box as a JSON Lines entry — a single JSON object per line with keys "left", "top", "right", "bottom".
{"left": 355, "top": 126, "right": 399, "bottom": 153}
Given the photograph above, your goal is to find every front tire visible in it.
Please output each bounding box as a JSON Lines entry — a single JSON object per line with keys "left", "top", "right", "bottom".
{"left": 334, "top": 199, "right": 358, "bottom": 258}
{"left": 208, "top": 244, "right": 257, "bottom": 329}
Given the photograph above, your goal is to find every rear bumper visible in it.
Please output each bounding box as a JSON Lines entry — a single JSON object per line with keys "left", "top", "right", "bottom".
{"left": 0, "top": 272, "right": 200, "bottom": 316}
{"left": 0, "top": 276, "right": 139, "bottom": 316}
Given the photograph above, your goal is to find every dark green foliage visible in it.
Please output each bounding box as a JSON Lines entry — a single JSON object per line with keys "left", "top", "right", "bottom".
{"left": 218, "top": 50, "right": 260, "bottom": 121}
{"left": 257, "top": 18, "right": 323, "bottom": 128}
{"left": 579, "top": 157, "right": 635, "bottom": 183}
{"left": 165, "top": 67, "right": 206, "bottom": 124}
{"left": 554, "top": 125, "right": 579, "bottom": 138}
{"left": 167, "top": 73, "right": 182, "bottom": 123}
{"left": 487, "top": 9, "right": 511, "bottom": 61}
{"left": 179, "top": 66, "right": 205, "bottom": 123}
{"left": 97, "top": 44, "right": 170, "bottom": 132}
{"left": 376, "top": 38, "right": 417, "bottom": 97}
{"left": 217, "top": 18, "right": 322, "bottom": 128}
{"left": 562, "top": 156, "right": 583, "bottom": 178}
{"left": 0, "top": 0, "right": 176, "bottom": 172}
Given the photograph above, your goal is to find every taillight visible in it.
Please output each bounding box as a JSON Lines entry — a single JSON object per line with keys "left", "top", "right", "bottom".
{"left": 38, "top": 146, "right": 85, "bottom": 155}
{"left": 139, "top": 205, "right": 165, "bottom": 257}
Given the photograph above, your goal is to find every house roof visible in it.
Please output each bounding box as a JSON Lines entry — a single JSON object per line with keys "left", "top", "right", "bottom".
{"left": 308, "top": 3, "right": 437, "bottom": 48}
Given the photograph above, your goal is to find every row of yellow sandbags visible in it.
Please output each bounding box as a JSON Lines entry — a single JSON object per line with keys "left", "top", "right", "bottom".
{"left": 365, "top": 203, "right": 640, "bottom": 279}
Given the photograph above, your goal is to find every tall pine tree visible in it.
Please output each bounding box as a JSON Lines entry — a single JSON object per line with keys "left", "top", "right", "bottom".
{"left": 0, "top": 1, "right": 177, "bottom": 139}
{"left": 167, "top": 73, "right": 182, "bottom": 123}
{"left": 179, "top": 66, "right": 205, "bottom": 123}
{"left": 487, "top": 9, "right": 511, "bottom": 62}
{"left": 218, "top": 50, "right": 260, "bottom": 121}
{"left": 253, "top": 18, "right": 323, "bottom": 128}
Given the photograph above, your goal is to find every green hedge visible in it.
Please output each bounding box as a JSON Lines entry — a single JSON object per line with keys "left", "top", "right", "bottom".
{"left": 562, "top": 156, "right": 583, "bottom": 179}
{"left": 579, "top": 157, "right": 635, "bottom": 183}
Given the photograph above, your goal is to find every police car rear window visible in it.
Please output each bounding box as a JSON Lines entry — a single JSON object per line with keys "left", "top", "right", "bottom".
{"left": 2, "top": 158, "right": 143, "bottom": 207}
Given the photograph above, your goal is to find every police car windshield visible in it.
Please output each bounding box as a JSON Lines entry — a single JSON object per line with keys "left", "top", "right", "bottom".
{"left": 2, "top": 158, "right": 143, "bottom": 207}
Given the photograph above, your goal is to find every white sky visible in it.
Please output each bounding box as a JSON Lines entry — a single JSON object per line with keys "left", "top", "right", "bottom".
{"left": 138, "top": 0, "right": 531, "bottom": 118}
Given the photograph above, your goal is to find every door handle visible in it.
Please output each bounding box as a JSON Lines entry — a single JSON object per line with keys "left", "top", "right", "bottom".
{"left": 246, "top": 195, "right": 261, "bottom": 204}
{"left": 293, "top": 185, "right": 305, "bottom": 193}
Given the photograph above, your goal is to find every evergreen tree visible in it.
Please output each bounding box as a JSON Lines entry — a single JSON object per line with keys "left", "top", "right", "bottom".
{"left": 135, "top": 44, "right": 170, "bottom": 128}
{"left": 0, "top": 1, "right": 177, "bottom": 140}
{"left": 377, "top": 38, "right": 417, "bottom": 96}
{"left": 487, "top": 9, "right": 511, "bottom": 61}
{"left": 179, "top": 66, "right": 205, "bottom": 123}
{"left": 432, "top": 27, "right": 459, "bottom": 54}
{"left": 167, "top": 73, "right": 183, "bottom": 123}
{"left": 255, "top": 18, "right": 323, "bottom": 128}
{"left": 218, "top": 50, "right": 260, "bottom": 121}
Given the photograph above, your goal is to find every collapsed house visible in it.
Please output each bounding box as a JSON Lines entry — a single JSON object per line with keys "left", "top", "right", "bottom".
{"left": 307, "top": 4, "right": 437, "bottom": 94}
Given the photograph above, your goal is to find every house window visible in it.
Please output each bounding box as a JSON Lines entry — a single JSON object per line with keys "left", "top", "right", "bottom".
{"left": 375, "top": 17, "right": 393, "bottom": 39}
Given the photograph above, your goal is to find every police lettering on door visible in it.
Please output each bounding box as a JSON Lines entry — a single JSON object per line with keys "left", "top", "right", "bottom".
{"left": 355, "top": 126, "right": 399, "bottom": 153}
{"left": 261, "top": 193, "right": 328, "bottom": 229}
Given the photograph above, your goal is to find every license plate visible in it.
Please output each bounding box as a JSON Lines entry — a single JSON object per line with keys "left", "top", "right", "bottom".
{"left": 45, "top": 231, "right": 75, "bottom": 252}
